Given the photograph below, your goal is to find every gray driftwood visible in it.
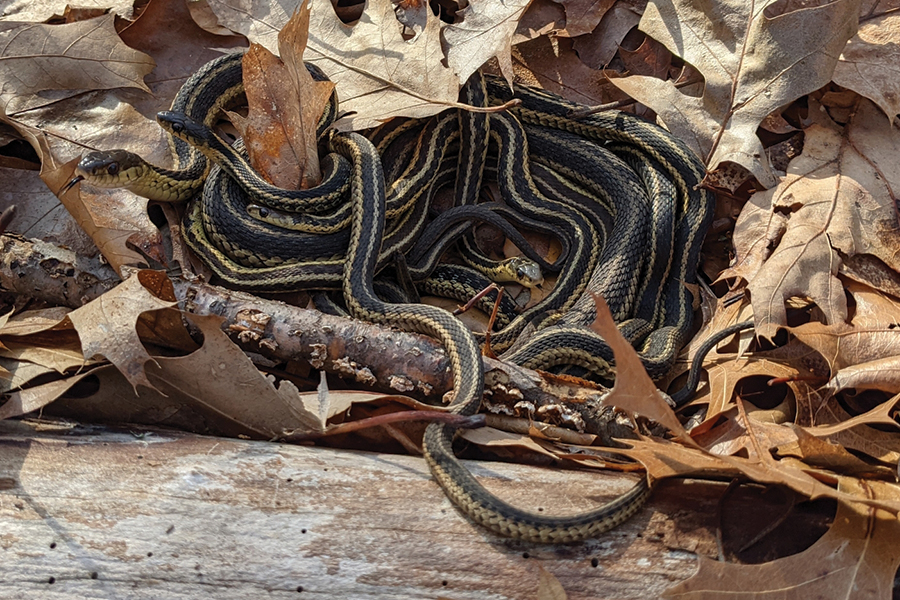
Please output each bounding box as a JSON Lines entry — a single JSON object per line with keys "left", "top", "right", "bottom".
{"left": 0, "top": 418, "right": 724, "bottom": 600}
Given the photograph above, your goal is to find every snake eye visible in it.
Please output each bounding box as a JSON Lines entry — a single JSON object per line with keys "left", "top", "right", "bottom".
{"left": 106, "top": 162, "right": 119, "bottom": 176}
{"left": 258, "top": 207, "right": 269, "bottom": 218}
{"left": 171, "top": 122, "right": 185, "bottom": 134}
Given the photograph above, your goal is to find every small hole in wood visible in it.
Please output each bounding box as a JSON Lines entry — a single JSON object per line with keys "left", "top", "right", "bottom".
{"left": 522, "top": 552, "right": 530, "bottom": 559}
{"left": 48, "top": 577, "right": 55, "bottom": 584}
{"left": 90, "top": 572, "right": 98, "bottom": 580}
{"left": 591, "top": 558, "right": 599, "bottom": 568}
{"left": 301, "top": 529, "right": 307, "bottom": 534}
{"left": 296, "top": 585, "right": 303, "bottom": 592}
{"left": 49, "top": 542, "right": 56, "bottom": 549}
{"left": 441, "top": 580, "right": 448, "bottom": 586}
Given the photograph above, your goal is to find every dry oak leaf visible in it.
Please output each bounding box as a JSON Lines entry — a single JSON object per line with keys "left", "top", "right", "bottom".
{"left": 798, "top": 390, "right": 900, "bottom": 465}
{"left": 513, "top": 35, "right": 622, "bottom": 107}
{"left": 511, "top": 0, "right": 564, "bottom": 46}
{"left": 444, "top": 0, "right": 533, "bottom": 86}
{"left": 305, "top": 0, "right": 461, "bottom": 130}
{"left": 663, "top": 478, "right": 900, "bottom": 600}
{"left": 827, "top": 355, "right": 900, "bottom": 394}
{"left": 0, "top": 308, "right": 86, "bottom": 389}
{"left": 722, "top": 100, "right": 900, "bottom": 340}
{"left": 589, "top": 294, "right": 693, "bottom": 443}
{"left": 0, "top": 358, "right": 54, "bottom": 394}
{"left": 0, "top": 370, "right": 98, "bottom": 421}
{"left": 118, "top": 0, "right": 247, "bottom": 121}
{"left": 0, "top": 1, "right": 136, "bottom": 22}
{"left": 0, "top": 165, "right": 95, "bottom": 256}
{"left": 145, "top": 313, "right": 323, "bottom": 438}
{"left": 67, "top": 271, "right": 176, "bottom": 392}
{"left": 792, "top": 281, "right": 900, "bottom": 393}
{"left": 620, "top": 427, "right": 900, "bottom": 515}
{"left": 834, "top": 8, "right": 900, "bottom": 119}
{"left": 610, "top": 0, "right": 859, "bottom": 188}
{"left": 549, "top": 0, "right": 615, "bottom": 37}
{"left": 0, "top": 14, "right": 154, "bottom": 116}
{"left": 197, "top": 0, "right": 296, "bottom": 53}
{"left": 572, "top": 2, "right": 642, "bottom": 69}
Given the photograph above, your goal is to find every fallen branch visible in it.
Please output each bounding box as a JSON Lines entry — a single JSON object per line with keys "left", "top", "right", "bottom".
{"left": 0, "top": 235, "right": 633, "bottom": 442}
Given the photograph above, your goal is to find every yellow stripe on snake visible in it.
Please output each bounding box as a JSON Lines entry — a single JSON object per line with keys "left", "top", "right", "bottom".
{"left": 70, "top": 51, "right": 715, "bottom": 543}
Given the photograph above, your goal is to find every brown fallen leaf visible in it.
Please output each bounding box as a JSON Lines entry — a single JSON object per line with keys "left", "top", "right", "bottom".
{"left": 1, "top": 1, "right": 135, "bottom": 22}
{"left": 792, "top": 282, "right": 900, "bottom": 393}
{"left": 234, "top": 46, "right": 316, "bottom": 188}
{"left": 807, "top": 394, "right": 900, "bottom": 438}
{"left": 0, "top": 166, "right": 95, "bottom": 255}
{"left": 803, "top": 394, "right": 900, "bottom": 465}
{"left": 67, "top": 271, "right": 177, "bottom": 391}
{"left": 610, "top": 0, "right": 859, "bottom": 187}
{"left": 0, "top": 307, "right": 68, "bottom": 337}
{"left": 305, "top": 0, "right": 462, "bottom": 130}
{"left": 118, "top": 0, "right": 246, "bottom": 119}
{"left": 234, "top": 3, "right": 334, "bottom": 189}
{"left": 0, "top": 369, "right": 99, "bottom": 420}
{"left": 512, "top": 0, "right": 565, "bottom": 46}
{"left": 0, "top": 309, "right": 93, "bottom": 390}
{"left": 0, "top": 359, "right": 50, "bottom": 394}
{"left": 834, "top": 8, "right": 900, "bottom": 119}
{"left": 572, "top": 1, "right": 642, "bottom": 69}
{"left": 277, "top": 2, "right": 335, "bottom": 180}
{"left": 723, "top": 100, "right": 900, "bottom": 340}
{"left": 620, "top": 429, "right": 900, "bottom": 515}
{"left": 550, "top": 0, "right": 616, "bottom": 37}
{"left": 795, "top": 282, "right": 900, "bottom": 366}
{"left": 618, "top": 34, "right": 674, "bottom": 81}
{"left": 460, "top": 426, "right": 562, "bottom": 460}
{"left": 200, "top": 0, "right": 295, "bottom": 53}
{"left": 145, "top": 313, "right": 324, "bottom": 437}
{"left": 589, "top": 294, "right": 693, "bottom": 443}
{"left": 663, "top": 478, "right": 900, "bottom": 600}
{"left": 536, "top": 565, "right": 568, "bottom": 600}
{"left": 0, "top": 338, "right": 86, "bottom": 375}
{"left": 444, "top": 0, "right": 533, "bottom": 86}
{"left": 775, "top": 424, "right": 894, "bottom": 478}
{"left": 827, "top": 355, "right": 900, "bottom": 394}
{"left": 0, "top": 15, "right": 154, "bottom": 116}
{"left": 513, "top": 35, "right": 626, "bottom": 112}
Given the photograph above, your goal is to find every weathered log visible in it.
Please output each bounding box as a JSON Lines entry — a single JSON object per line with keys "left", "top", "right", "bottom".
{"left": 0, "top": 418, "right": 837, "bottom": 599}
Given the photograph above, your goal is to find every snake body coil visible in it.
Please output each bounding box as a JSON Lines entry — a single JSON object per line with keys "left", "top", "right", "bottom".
{"left": 72, "top": 50, "right": 715, "bottom": 543}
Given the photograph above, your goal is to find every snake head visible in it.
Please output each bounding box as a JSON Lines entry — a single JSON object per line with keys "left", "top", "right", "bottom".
{"left": 503, "top": 256, "right": 544, "bottom": 288}
{"left": 157, "top": 111, "right": 215, "bottom": 146}
{"left": 66, "top": 149, "right": 145, "bottom": 191}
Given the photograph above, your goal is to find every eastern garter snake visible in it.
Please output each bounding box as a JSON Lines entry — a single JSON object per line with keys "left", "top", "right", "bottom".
{"left": 70, "top": 50, "right": 721, "bottom": 543}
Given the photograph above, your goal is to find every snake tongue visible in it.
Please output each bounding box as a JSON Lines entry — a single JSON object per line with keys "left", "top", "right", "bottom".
{"left": 61, "top": 174, "right": 84, "bottom": 194}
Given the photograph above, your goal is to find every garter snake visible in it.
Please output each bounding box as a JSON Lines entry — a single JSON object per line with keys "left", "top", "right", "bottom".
{"left": 69, "top": 52, "right": 718, "bottom": 543}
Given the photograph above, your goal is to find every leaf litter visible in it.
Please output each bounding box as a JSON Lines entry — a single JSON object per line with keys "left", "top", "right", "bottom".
{"left": 1, "top": 0, "right": 900, "bottom": 597}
